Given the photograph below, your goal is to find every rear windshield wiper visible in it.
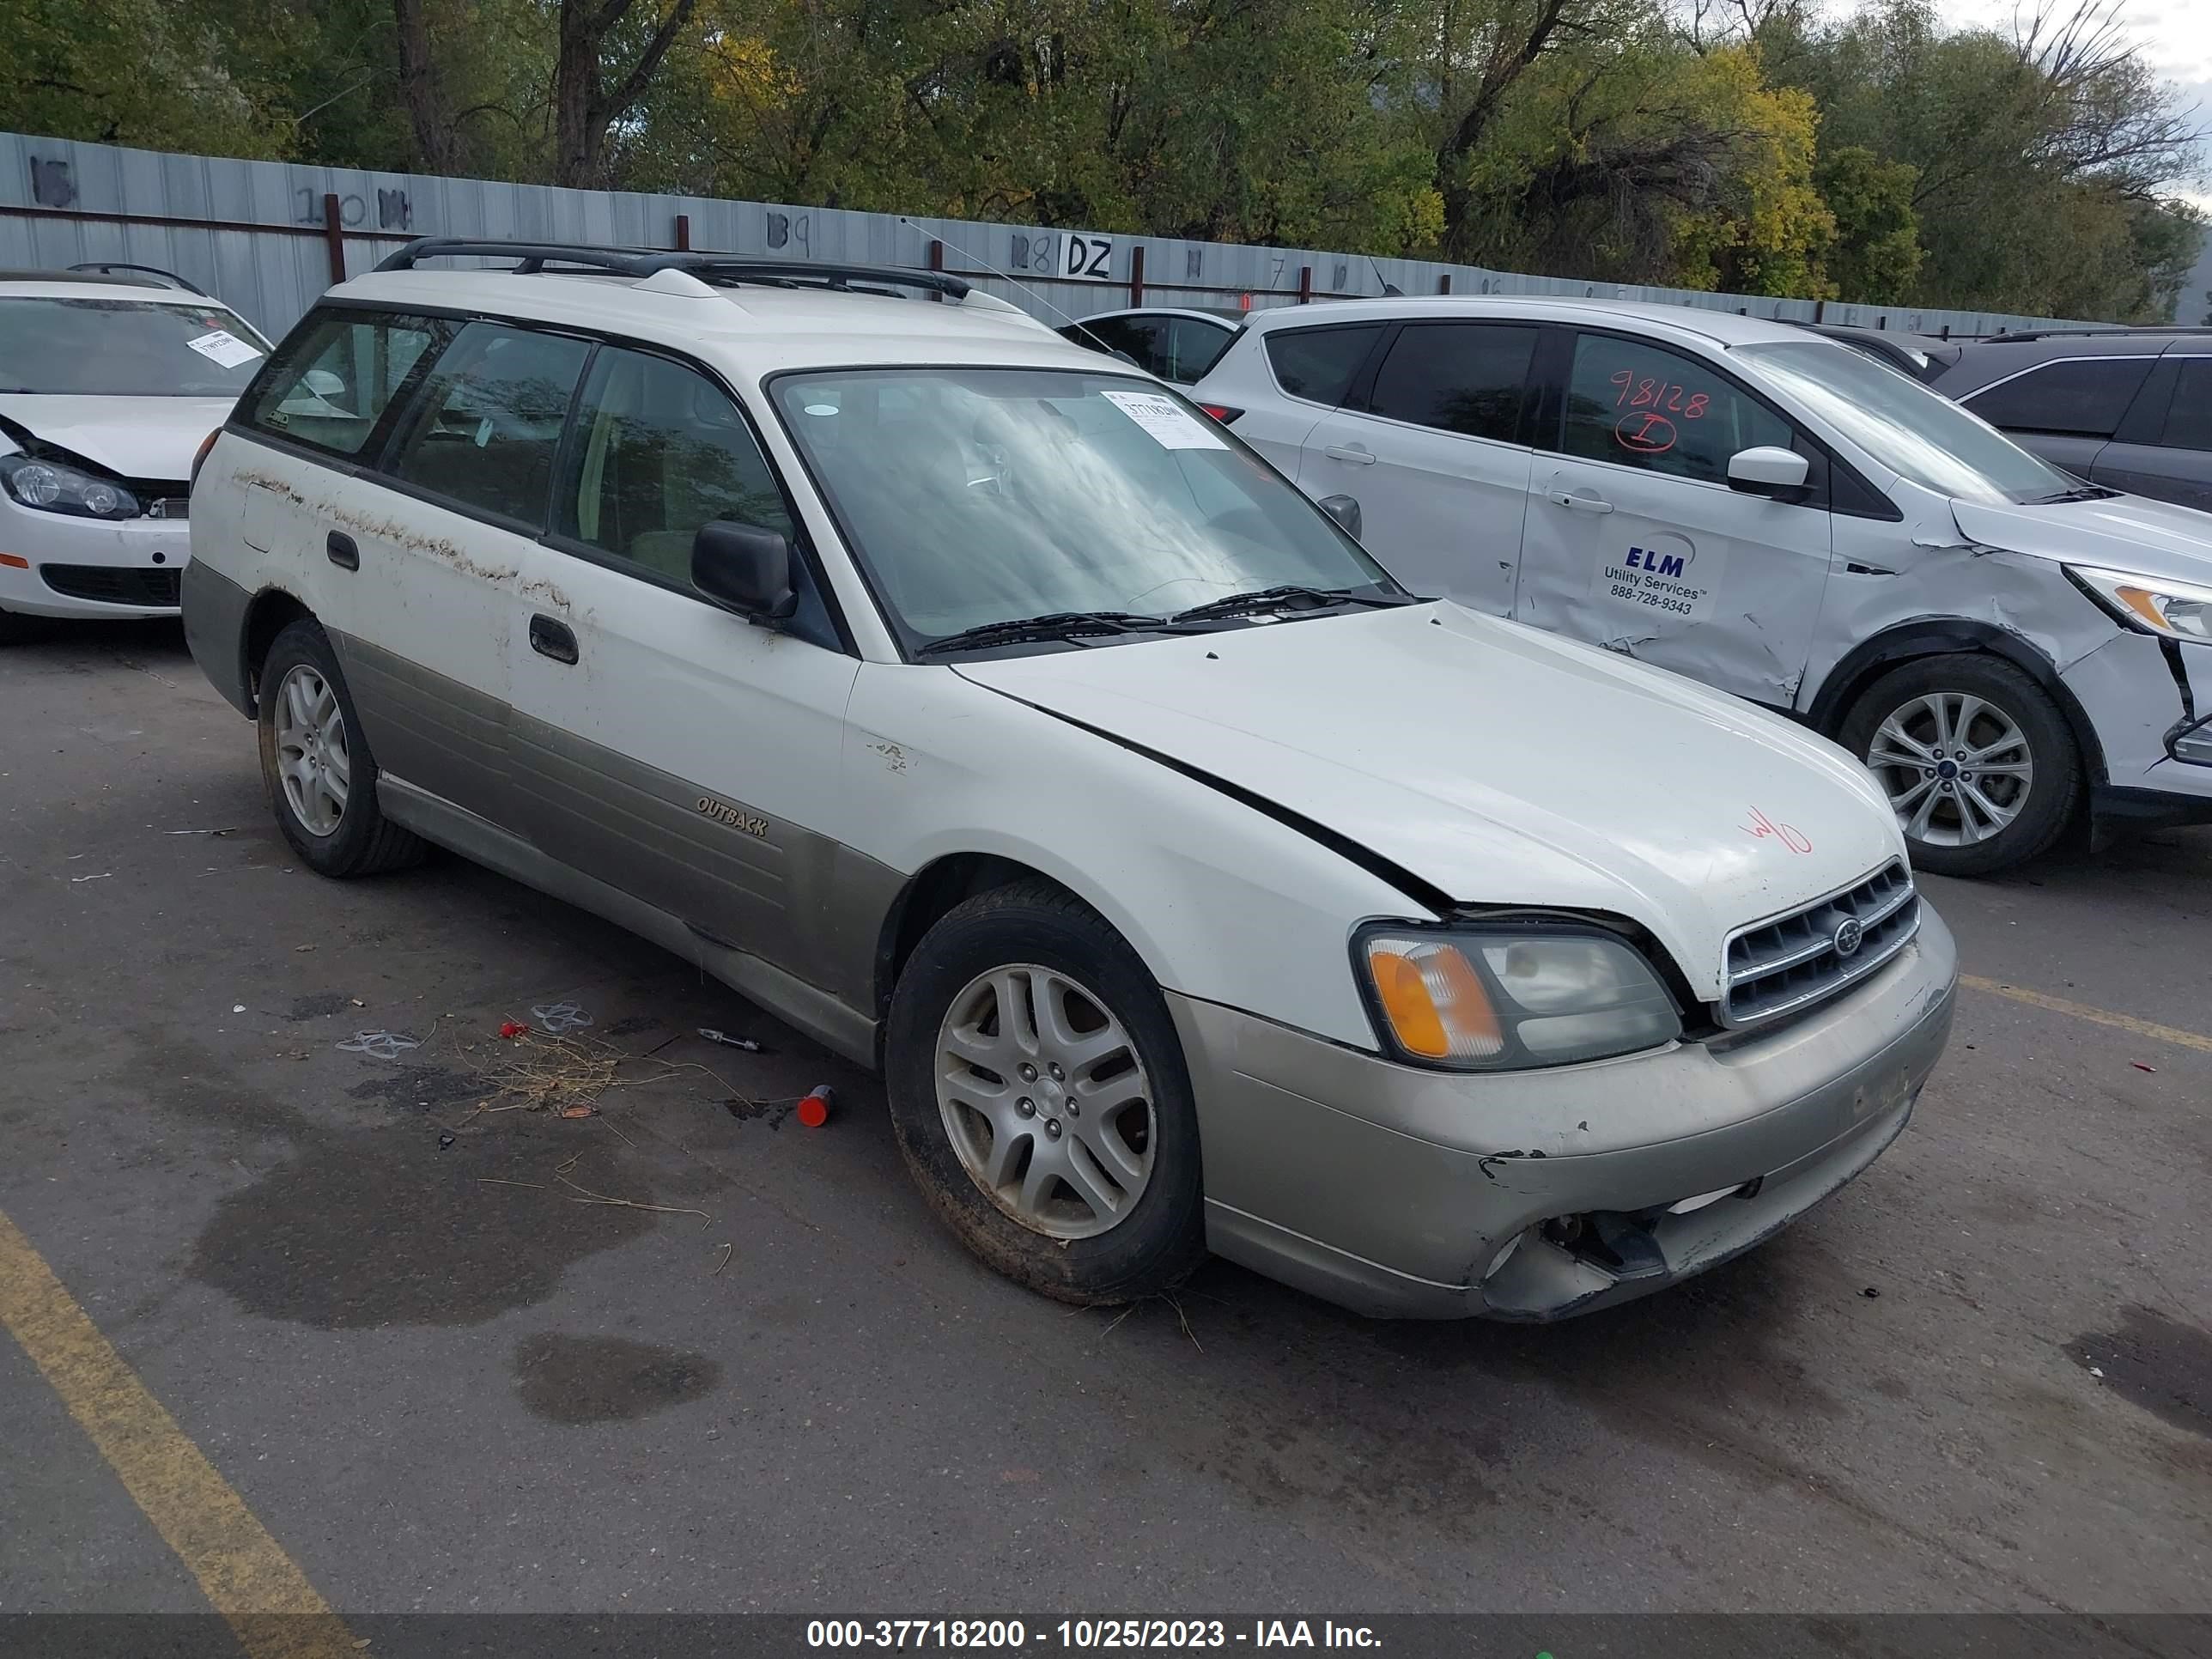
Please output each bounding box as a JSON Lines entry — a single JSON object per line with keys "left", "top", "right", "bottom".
{"left": 1167, "top": 583, "right": 1413, "bottom": 625}
{"left": 914, "top": 611, "right": 1171, "bottom": 657}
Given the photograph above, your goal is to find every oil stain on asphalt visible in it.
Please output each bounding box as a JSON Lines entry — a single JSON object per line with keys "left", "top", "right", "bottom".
{"left": 2074, "top": 1305, "right": 2212, "bottom": 1440}
{"left": 511, "top": 1334, "right": 720, "bottom": 1424}
{"left": 190, "top": 1131, "right": 659, "bottom": 1328}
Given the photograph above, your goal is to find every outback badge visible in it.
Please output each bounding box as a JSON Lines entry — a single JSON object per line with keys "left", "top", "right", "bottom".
{"left": 696, "top": 795, "right": 769, "bottom": 839}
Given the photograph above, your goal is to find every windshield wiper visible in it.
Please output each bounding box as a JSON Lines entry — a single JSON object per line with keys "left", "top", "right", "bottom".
{"left": 1167, "top": 584, "right": 1413, "bottom": 625}
{"left": 2027, "top": 485, "right": 2118, "bottom": 504}
{"left": 914, "top": 611, "right": 1171, "bottom": 657}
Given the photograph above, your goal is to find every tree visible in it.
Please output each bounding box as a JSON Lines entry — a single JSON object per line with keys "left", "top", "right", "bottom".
{"left": 552, "top": 0, "right": 699, "bottom": 186}
{"left": 1814, "top": 145, "right": 1921, "bottom": 303}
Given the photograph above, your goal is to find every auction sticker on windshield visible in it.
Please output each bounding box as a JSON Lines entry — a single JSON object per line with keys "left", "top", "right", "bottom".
{"left": 185, "top": 330, "right": 264, "bottom": 369}
{"left": 1591, "top": 536, "right": 1723, "bottom": 623}
{"left": 1100, "top": 388, "right": 1228, "bottom": 451}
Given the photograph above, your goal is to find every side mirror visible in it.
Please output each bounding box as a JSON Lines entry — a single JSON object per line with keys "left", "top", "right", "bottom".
{"left": 1727, "top": 446, "right": 1810, "bottom": 498}
{"left": 692, "top": 520, "right": 797, "bottom": 623}
{"left": 1317, "top": 494, "right": 1363, "bottom": 539}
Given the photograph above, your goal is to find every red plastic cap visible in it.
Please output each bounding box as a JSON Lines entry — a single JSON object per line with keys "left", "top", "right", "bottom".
{"left": 796, "top": 1086, "right": 832, "bottom": 1127}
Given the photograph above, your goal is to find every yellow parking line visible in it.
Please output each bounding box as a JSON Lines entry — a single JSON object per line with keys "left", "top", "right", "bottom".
{"left": 1960, "top": 974, "right": 2212, "bottom": 1055}
{"left": 0, "top": 1207, "right": 360, "bottom": 1659}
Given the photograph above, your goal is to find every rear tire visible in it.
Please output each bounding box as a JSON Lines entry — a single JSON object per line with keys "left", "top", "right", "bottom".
{"left": 884, "top": 881, "right": 1206, "bottom": 1305}
{"left": 1838, "top": 654, "right": 2081, "bottom": 878}
{"left": 257, "top": 619, "right": 426, "bottom": 877}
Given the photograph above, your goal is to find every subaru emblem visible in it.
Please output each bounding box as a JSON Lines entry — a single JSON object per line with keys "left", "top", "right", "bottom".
{"left": 1832, "top": 917, "right": 1865, "bottom": 958}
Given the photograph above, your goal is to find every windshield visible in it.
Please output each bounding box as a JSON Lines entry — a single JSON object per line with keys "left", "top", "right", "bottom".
{"left": 1733, "top": 340, "right": 2078, "bottom": 506}
{"left": 0, "top": 297, "right": 270, "bottom": 397}
{"left": 770, "top": 368, "right": 1402, "bottom": 651}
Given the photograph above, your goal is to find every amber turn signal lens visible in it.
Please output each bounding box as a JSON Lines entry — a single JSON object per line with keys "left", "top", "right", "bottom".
{"left": 1364, "top": 939, "right": 1504, "bottom": 1061}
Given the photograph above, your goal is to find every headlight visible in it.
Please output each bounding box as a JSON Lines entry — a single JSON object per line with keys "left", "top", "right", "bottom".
{"left": 1357, "top": 925, "right": 1682, "bottom": 1070}
{"left": 0, "top": 453, "right": 139, "bottom": 520}
{"left": 2069, "top": 565, "right": 2212, "bottom": 643}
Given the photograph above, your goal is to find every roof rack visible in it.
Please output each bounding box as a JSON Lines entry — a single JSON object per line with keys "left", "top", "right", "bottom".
{"left": 1982, "top": 325, "right": 2212, "bottom": 343}
{"left": 58, "top": 260, "right": 211, "bottom": 296}
{"left": 373, "top": 237, "right": 971, "bottom": 300}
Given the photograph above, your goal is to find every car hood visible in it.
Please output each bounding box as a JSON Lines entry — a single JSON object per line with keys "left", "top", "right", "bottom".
{"left": 1952, "top": 493, "right": 2212, "bottom": 587}
{"left": 0, "top": 394, "right": 236, "bottom": 481}
{"left": 957, "top": 603, "right": 1905, "bottom": 1001}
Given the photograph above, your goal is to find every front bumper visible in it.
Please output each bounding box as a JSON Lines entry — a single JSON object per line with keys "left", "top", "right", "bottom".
{"left": 0, "top": 495, "right": 190, "bottom": 620}
{"left": 1172, "top": 906, "right": 1957, "bottom": 1321}
{"left": 2063, "top": 633, "right": 2212, "bottom": 834}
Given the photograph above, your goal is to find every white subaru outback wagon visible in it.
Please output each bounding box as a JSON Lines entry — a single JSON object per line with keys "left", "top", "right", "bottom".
{"left": 184, "top": 240, "right": 1956, "bottom": 1322}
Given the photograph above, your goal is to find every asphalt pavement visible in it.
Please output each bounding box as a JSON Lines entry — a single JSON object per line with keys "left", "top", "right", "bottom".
{"left": 2, "top": 621, "right": 2207, "bottom": 1628}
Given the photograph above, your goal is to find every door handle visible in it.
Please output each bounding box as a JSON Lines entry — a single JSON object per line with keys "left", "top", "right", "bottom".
{"left": 1323, "top": 445, "right": 1376, "bottom": 465}
{"left": 529, "top": 614, "right": 579, "bottom": 665}
{"left": 326, "top": 531, "right": 359, "bottom": 570}
{"left": 1547, "top": 489, "right": 1613, "bottom": 514}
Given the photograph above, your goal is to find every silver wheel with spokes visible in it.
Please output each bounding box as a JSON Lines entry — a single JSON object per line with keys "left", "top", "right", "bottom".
{"left": 273, "top": 662, "right": 350, "bottom": 837}
{"left": 935, "top": 963, "right": 1155, "bottom": 1240}
{"left": 1866, "top": 690, "right": 2033, "bottom": 848}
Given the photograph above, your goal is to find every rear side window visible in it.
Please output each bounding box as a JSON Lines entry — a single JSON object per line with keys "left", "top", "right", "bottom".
{"left": 1264, "top": 325, "right": 1385, "bottom": 406}
{"left": 555, "top": 347, "right": 793, "bottom": 581}
{"left": 1964, "top": 357, "right": 2154, "bottom": 438}
{"left": 1556, "top": 333, "right": 1792, "bottom": 484}
{"left": 2157, "top": 359, "right": 2212, "bottom": 453}
{"left": 240, "top": 310, "right": 444, "bottom": 457}
{"left": 1364, "top": 322, "right": 1535, "bottom": 442}
{"left": 384, "top": 322, "right": 590, "bottom": 526}
{"left": 1164, "top": 319, "right": 1236, "bottom": 383}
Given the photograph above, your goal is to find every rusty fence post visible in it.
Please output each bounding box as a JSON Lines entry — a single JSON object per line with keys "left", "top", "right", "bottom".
{"left": 321, "top": 193, "right": 346, "bottom": 286}
{"left": 1129, "top": 245, "right": 1146, "bottom": 307}
{"left": 674, "top": 213, "right": 691, "bottom": 251}
{"left": 1438, "top": 273, "right": 1451, "bottom": 295}
{"left": 1297, "top": 264, "right": 1312, "bottom": 304}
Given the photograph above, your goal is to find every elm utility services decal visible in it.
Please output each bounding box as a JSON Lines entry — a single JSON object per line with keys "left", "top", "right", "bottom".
{"left": 1591, "top": 535, "right": 1724, "bottom": 623}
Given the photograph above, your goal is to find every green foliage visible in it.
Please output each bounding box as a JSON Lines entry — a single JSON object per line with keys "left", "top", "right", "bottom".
{"left": 0, "top": 0, "right": 2200, "bottom": 319}
{"left": 1814, "top": 146, "right": 1921, "bottom": 304}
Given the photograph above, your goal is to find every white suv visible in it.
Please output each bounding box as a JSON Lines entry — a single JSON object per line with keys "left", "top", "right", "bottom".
{"left": 1194, "top": 297, "right": 2212, "bottom": 875}
{"left": 185, "top": 240, "right": 1954, "bottom": 1322}
{"left": 0, "top": 267, "right": 270, "bottom": 640}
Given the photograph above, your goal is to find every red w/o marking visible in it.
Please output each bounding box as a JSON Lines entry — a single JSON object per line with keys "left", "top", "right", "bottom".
{"left": 1742, "top": 807, "right": 1813, "bottom": 854}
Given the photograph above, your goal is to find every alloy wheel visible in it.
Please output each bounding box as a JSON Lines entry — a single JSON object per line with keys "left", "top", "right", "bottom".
{"left": 934, "top": 963, "right": 1155, "bottom": 1240}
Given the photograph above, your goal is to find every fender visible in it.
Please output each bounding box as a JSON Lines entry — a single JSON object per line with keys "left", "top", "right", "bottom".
{"left": 1803, "top": 618, "right": 2110, "bottom": 787}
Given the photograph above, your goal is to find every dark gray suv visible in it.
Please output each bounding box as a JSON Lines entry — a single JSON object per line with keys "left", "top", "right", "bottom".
{"left": 1929, "top": 329, "right": 2212, "bottom": 513}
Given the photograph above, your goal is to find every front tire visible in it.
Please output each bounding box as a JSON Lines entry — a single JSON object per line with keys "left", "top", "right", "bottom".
{"left": 1839, "top": 654, "right": 2082, "bottom": 877}
{"left": 0, "top": 606, "right": 44, "bottom": 646}
{"left": 884, "top": 882, "right": 1206, "bottom": 1305}
{"left": 257, "top": 619, "right": 426, "bottom": 877}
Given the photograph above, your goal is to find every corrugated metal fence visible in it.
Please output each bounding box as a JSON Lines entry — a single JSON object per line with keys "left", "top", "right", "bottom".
{"left": 2, "top": 130, "right": 2085, "bottom": 343}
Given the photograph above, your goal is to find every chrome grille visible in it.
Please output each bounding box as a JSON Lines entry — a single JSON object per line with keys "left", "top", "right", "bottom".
{"left": 1722, "top": 861, "right": 1919, "bottom": 1027}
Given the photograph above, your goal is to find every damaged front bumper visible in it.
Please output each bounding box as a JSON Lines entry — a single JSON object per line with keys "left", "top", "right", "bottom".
{"left": 2065, "top": 633, "right": 2212, "bottom": 835}
{"left": 1173, "top": 906, "right": 1957, "bottom": 1322}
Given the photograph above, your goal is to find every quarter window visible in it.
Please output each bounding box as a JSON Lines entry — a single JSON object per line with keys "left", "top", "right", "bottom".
{"left": 554, "top": 347, "right": 794, "bottom": 582}
{"left": 1164, "top": 319, "right": 1236, "bottom": 383}
{"left": 2157, "top": 359, "right": 2212, "bottom": 453}
{"left": 1964, "top": 357, "right": 2154, "bottom": 439}
{"left": 384, "top": 322, "right": 590, "bottom": 526}
{"left": 1558, "top": 334, "right": 1792, "bottom": 484}
{"left": 1264, "top": 324, "right": 1386, "bottom": 406}
{"left": 240, "top": 310, "right": 444, "bottom": 457}
{"left": 1364, "top": 322, "right": 1535, "bottom": 443}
